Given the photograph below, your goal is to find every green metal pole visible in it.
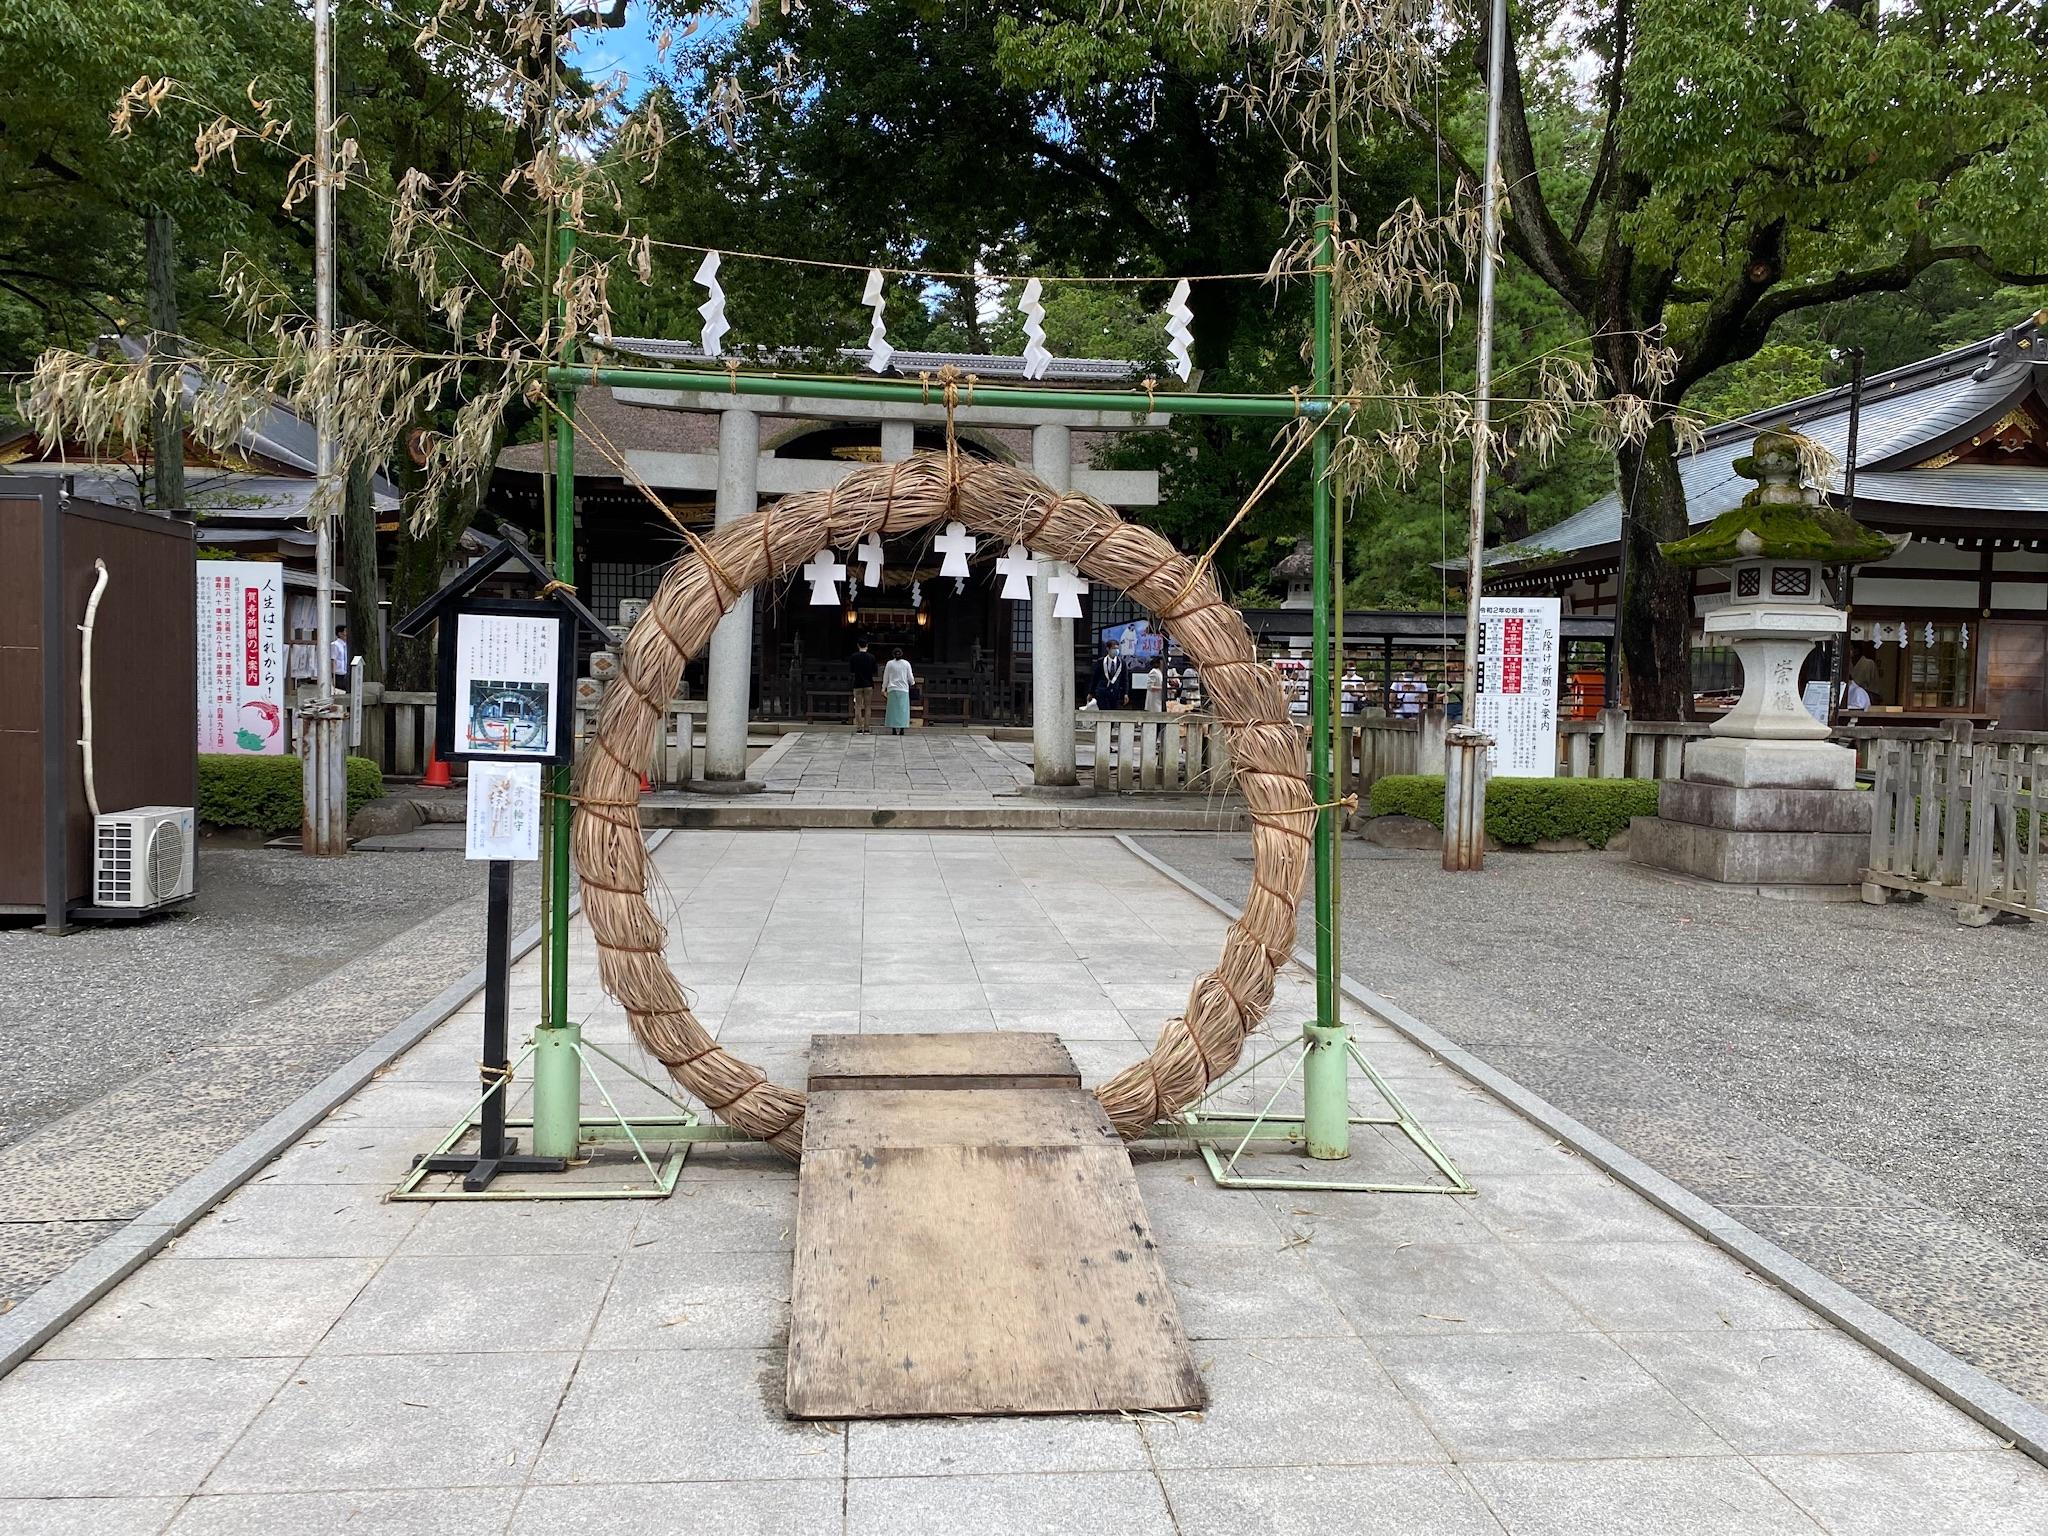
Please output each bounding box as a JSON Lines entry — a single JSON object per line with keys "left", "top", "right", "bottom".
{"left": 532, "top": 223, "right": 582, "bottom": 1161}
{"left": 543, "top": 365, "right": 1334, "bottom": 421}
{"left": 1302, "top": 203, "right": 1348, "bottom": 1161}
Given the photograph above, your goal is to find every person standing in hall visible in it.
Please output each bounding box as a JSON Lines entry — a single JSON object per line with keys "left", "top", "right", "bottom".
{"left": 1140, "top": 657, "right": 1166, "bottom": 713}
{"left": 848, "top": 639, "right": 878, "bottom": 734}
{"left": 1089, "top": 642, "right": 1129, "bottom": 711}
{"left": 331, "top": 624, "right": 351, "bottom": 686}
{"left": 882, "top": 647, "right": 915, "bottom": 735}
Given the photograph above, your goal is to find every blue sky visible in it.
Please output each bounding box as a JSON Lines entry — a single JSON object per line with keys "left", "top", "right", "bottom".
{"left": 568, "top": 1, "right": 735, "bottom": 104}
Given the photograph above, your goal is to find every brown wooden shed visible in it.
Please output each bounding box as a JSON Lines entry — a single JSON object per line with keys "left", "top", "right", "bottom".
{"left": 0, "top": 477, "right": 197, "bottom": 930}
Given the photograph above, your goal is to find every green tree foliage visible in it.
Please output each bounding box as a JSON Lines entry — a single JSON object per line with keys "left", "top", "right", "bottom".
{"left": 1419, "top": 0, "right": 2048, "bottom": 716}
{"left": 0, "top": 0, "right": 300, "bottom": 382}
{"left": 1684, "top": 341, "right": 1828, "bottom": 425}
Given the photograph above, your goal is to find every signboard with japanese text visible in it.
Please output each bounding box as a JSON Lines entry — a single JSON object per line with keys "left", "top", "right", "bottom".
{"left": 196, "top": 562, "right": 285, "bottom": 755}
{"left": 452, "top": 610, "right": 562, "bottom": 759}
{"left": 465, "top": 761, "right": 543, "bottom": 860}
{"left": 1472, "top": 596, "right": 1561, "bottom": 778}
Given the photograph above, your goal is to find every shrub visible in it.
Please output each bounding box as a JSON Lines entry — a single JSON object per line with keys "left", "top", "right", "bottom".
{"left": 198, "top": 754, "right": 385, "bottom": 835}
{"left": 1367, "top": 774, "right": 1659, "bottom": 849}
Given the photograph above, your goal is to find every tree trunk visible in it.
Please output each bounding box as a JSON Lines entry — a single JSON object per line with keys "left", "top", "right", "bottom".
{"left": 1614, "top": 422, "right": 1695, "bottom": 720}
{"left": 144, "top": 211, "right": 185, "bottom": 515}
{"left": 342, "top": 458, "right": 382, "bottom": 683}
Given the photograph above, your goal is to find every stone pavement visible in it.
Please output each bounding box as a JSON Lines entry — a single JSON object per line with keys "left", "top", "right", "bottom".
{"left": 1138, "top": 833, "right": 2048, "bottom": 1413}
{"left": 4, "top": 831, "right": 2047, "bottom": 1534}
{"left": 702, "top": 727, "right": 1029, "bottom": 807}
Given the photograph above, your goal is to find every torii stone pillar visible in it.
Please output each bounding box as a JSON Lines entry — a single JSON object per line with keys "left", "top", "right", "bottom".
{"left": 703, "top": 406, "right": 760, "bottom": 784}
{"left": 1031, "top": 423, "right": 1078, "bottom": 785}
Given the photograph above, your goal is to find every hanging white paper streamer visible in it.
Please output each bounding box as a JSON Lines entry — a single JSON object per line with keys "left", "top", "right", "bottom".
{"left": 1050, "top": 563, "right": 1088, "bottom": 619}
{"left": 1018, "top": 278, "right": 1051, "bottom": 381}
{"left": 862, "top": 268, "right": 894, "bottom": 374}
{"left": 995, "top": 544, "right": 1034, "bottom": 601}
{"left": 695, "top": 250, "right": 728, "bottom": 358}
{"left": 855, "top": 533, "right": 884, "bottom": 588}
{"left": 1164, "top": 278, "right": 1194, "bottom": 383}
{"left": 802, "top": 549, "right": 847, "bottom": 606}
{"left": 935, "top": 520, "right": 976, "bottom": 578}
{"left": 910, "top": 579, "right": 922, "bottom": 609}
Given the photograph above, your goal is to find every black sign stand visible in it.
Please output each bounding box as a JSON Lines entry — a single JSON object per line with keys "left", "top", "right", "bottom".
{"left": 411, "top": 860, "right": 567, "bottom": 1191}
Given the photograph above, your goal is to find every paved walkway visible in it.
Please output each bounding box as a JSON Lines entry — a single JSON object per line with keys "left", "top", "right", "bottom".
{"left": 683, "top": 728, "right": 1030, "bottom": 808}
{"left": 4, "top": 832, "right": 2046, "bottom": 1533}
{"left": 1139, "top": 833, "right": 2048, "bottom": 1414}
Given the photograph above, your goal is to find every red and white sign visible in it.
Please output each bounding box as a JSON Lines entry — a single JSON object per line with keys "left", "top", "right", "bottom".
{"left": 1473, "top": 596, "right": 1560, "bottom": 777}
{"left": 197, "top": 562, "right": 285, "bottom": 755}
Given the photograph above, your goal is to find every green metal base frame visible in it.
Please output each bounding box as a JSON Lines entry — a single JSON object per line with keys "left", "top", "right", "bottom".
{"left": 390, "top": 1037, "right": 758, "bottom": 1202}
{"left": 1142, "top": 1026, "right": 1475, "bottom": 1194}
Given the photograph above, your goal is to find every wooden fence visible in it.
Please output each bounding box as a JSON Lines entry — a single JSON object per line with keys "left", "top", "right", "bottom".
{"left": 359, "top": 692, "right": 705, "bottom": 788}
{"left": 1085, "top": 711, "right": 1236, "bottom": 794}
{"left": 1864, "top": 723, "right": 2047, "bottom": 924}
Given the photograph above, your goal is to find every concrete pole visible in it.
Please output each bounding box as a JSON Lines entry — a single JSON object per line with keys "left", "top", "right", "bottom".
{"left": 1030, "top": 423, "right": 1077, "bottom": 785}
{"left": 703, "top": 406, "right": 760, "bottom": 782}
{"left": 299, "top": 0, "right": 346, "bottom": 855}
{"left": 1444, "top": 0, "right": 1510, "bottom": 873}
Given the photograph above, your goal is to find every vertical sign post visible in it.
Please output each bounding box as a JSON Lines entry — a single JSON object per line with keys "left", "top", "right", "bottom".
{"left": 414, "top": 757, "right": 557, "bottom": 1190}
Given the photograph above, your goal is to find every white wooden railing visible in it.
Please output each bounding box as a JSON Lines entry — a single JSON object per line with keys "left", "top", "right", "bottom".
{"left": 360, "top": 692, "right": 704, "bottom": 788}
{"left": 1085, "top": 711, "right": 1236, "bottom": 794}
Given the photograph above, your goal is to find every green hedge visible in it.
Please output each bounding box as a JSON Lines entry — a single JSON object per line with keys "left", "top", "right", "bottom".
{"left": 198, "top": 754, "right": 385, "bottom": 835}
{"left": 1367, "top": 774, "right": 1658, "bottom": 849}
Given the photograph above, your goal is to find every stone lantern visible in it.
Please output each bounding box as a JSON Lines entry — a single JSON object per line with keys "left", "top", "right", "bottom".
{"left": 1630, "top": 430, "right": 1903, "bottom": 892}
{"left": 1273, "top": 537, "right": 1315, "bottom": 610}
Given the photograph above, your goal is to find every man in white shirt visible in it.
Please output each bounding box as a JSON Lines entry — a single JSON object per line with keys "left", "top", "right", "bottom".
{"left": 331, "top": 625, "right": 351, "bottom": 686}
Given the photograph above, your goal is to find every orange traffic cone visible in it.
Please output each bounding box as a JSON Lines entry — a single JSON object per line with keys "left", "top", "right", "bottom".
{"left": 422, "top": 742, "right": 453, "bottom": 788}
{"left": 639, "top": 770, "right": 652, "bottom": 792}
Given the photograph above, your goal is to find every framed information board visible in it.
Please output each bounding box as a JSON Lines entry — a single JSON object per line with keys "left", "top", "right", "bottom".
{"left": 1472, "top": 596, "right": 1561, "bottom": 778}
{"left": 432, "top": 600, "right": 579, "bottom": 764}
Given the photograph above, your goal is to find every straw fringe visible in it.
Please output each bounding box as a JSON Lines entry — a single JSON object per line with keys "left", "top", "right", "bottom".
{"left": 572, "top": 452, "right": 1310, "bottom": 1159}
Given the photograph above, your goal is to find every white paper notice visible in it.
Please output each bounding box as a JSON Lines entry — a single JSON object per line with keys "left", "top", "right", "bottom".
{"left": 454, "top": 612, "right": 560, "bottom": 758}
{"left": 1471, "top": 596, "right": 1561, "bottom": 778}
{"left": 465, "top": 761, "right": 543, "bottom": 861}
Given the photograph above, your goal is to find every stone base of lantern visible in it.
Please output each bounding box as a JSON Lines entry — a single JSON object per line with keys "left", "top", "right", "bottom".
{"left": 1630, "top": 739, "right": 1871, "bottom": 892}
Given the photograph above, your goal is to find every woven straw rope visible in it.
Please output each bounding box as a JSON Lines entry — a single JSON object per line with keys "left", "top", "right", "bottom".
{"left": 571, "top": 452, "right": 1310, "bottom": 1159}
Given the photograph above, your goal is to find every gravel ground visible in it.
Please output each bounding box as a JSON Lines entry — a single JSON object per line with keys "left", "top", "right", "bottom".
{"left": 1136, "top": 832, "right": 2048, "bottom": 1404}
{"left": 0, "top": 839, "right": 530, "bottom": 1149}
{"left": 0, "top": 840, "right": 540, "bottom": 1310}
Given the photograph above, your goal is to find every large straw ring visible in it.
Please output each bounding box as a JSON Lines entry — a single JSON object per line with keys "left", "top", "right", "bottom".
{"left": 572, "top": 452, "right": 1310, "bottom": 1159}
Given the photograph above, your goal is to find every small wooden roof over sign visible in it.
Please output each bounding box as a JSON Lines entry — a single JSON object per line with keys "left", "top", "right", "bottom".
{"left": 392, "top": 529, "right": 611, "bottom": 641}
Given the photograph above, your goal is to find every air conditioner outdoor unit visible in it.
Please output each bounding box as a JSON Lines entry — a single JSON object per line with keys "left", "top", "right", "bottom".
{"left": 93, "top": 806, "right": 196, "bottom": 910}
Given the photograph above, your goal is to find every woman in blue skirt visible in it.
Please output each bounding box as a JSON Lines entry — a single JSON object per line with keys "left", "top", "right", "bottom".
{"left": 882, "top": 647, "right": 915, "bottom": 734}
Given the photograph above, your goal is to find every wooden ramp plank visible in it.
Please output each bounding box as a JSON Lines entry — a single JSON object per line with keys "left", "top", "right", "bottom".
{"left": 787, "top": 1042, "right": 1202, "bottom": 1420}
{"left": 808, "top": 1031, "right": 1079, "bottom": 1092}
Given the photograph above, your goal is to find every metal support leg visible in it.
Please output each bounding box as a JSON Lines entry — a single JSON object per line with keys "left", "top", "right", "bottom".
{"left": 1301, "top": 1020, "right": 1350, "bottom": 1160}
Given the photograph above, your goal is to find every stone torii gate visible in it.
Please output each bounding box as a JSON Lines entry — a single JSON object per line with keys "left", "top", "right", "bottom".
{"left": 599, "top": 342, "right": 1175, "bottom": 787}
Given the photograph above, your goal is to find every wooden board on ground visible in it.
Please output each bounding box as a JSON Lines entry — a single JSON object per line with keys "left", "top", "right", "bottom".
{"left": 788, "top": 1036, "right": 1202, "bottom": 1419}
{"left": 807, "top": 1031, "right": 1080, "bottom": 1091}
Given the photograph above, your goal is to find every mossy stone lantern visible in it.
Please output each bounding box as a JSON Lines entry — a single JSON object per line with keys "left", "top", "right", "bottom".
{"left": 1661, "top": 430, "right": 1900, "bottom": 747}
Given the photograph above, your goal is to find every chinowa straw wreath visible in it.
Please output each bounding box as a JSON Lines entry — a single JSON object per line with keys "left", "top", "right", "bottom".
{"left": 572, "top": 450, "right": 1312, "bottom": 1159}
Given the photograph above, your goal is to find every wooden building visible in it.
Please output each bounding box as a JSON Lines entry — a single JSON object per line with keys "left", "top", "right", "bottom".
{"left": 1479, "top": 313, "right": 2048, "bottom": 729}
